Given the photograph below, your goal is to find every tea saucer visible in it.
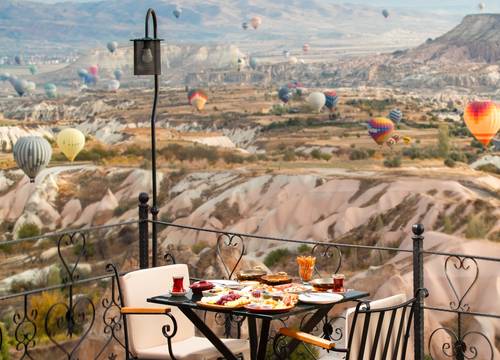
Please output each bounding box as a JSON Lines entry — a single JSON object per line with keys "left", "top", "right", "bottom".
{"left": 170, "top": 290, "right": 188, "bottom": 297}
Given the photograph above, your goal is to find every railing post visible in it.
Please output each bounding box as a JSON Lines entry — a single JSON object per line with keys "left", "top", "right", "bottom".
{"left": 139, "top": 192, "right": 150, "bottom": 269}
{"left": 412, "top": 223, "right": 425, "bottom": 360}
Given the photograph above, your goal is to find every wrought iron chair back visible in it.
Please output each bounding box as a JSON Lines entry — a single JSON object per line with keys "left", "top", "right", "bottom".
{"left": 345, "top": 292, "right": 424, "bottom": 360}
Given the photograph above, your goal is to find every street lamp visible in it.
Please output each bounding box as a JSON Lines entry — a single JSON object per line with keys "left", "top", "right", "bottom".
{"left": 131, "top": 8, "right": 163, "bottom": 267}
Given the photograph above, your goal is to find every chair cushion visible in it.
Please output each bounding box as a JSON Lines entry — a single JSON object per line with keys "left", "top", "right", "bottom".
{"left": 120, "top": 264, "right": 195, "bottom": 352}
{"left": 136, "top": 337, "right": 250, "bottom": 360}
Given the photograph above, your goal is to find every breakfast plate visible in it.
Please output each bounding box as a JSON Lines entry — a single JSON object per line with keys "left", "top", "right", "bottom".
{"left": 298, "top": 292, "right": 343, "bottom": 304}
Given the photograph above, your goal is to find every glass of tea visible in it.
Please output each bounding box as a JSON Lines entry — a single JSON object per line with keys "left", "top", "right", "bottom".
{"left": 332, "top": 274, "right": 345, "bottom": 292}
{"left": 172, "top": 276, "right": 185, "bottom": 293}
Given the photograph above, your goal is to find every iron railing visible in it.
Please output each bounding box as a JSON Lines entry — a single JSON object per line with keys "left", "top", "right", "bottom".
{"left": 0, "top": 193, "right": 498, "bottom": 359}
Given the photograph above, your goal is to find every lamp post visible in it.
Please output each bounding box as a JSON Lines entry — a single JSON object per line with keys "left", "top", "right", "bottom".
{"left": 132, "top": 8, "right": 163, "bottom": 267}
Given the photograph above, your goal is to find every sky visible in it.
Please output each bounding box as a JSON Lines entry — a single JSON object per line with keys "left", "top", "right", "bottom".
{"left": 26, "top": 0, "right": 500, "bottom": 13}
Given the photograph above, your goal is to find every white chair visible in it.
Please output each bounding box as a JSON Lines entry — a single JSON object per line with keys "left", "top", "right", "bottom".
{"left": 278, "top": 293, "right": 415, "bottom": 360}
{"left": 114, "top": 263, "right": 250, "bottom": 360}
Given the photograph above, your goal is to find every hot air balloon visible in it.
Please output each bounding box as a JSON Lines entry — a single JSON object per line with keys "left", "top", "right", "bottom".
{"left": 367, "top": 118, "right": 395, "bottom": 145}
{"left": 250, "top": 16, "right": 262, "bottom": 29}
{"left": 403, "top": 136, "right": 412, "bottom": 145}
{"left": 188, "top": 89, "right": 208, "bottom": 111}
{"left": 382, "top": 9, "right": 390, "bottom": 18}
{"left": 463, "top": 101, "right": 500, "bottom": 147}
{"left": 107, "top": 41, "right": 118, "bottom": 53}
{"left": 13, "top": 136, "right": 52, "bottom": 183}
{"left": 44, "top": 83, "right": 57, "bottom": 98}
{"left": 237, "top": 57, "right": 246, "bottom": 72}
{"left": 57, "top": 128, "right": 85, "bottom": 162}
{"left": 283, "top": 50, "right": 290, "bottom": 58}
{"left": 88, "top": 65, "right": 99, "bottom": 77}
{"left": 278, "top": 86, "right": 292, "bottom": 104}
{"left": 478, "top": 2, "right": 486, "bottom": 11}
{"left": 288, "top": 56, "right": 298, "bottom": 65}
{"left": 25, "top": 81, "right": 36, "bottom": 94}
{"left": 11, "top": 78, "right": 28, "bottom": 96}
{"left": 249, "top": 57, "right": 258, "bottom": 70}
{"left": 114, "top": 68, "right": 123, "bottom": 81}
{"left": 324, "top": 90, "right": 338, "bottom": 112}
{"left": 303, "top": 43, "right": 310, "bottom": 53}
{"left": 173, "top": 6, "right": 182, "bottom": 19}
{"left": 307, "top": 92, "right": 326, "bottom": 113}
{"left": 242, "top": 22, "right": 249, "bottom": 30}
{"left": 14, "top": 55, "right": 22, "bottom": 65}
{"left": 389, "top": 108, "right": 403, "bottom": 124}
{"left": 106, "top": 80, "right": 120, "bottom": 92}
{"left": 77, "top": 68, "right": 88, "bottom": 81}
{"left": 386, "top": 137, "right": 396, "bottom": 148}
{"left": 29, "top": 65, "right": 38, "bottom": 75}
{"left": 0, "top": 73, "right": 10, "bottom": 81}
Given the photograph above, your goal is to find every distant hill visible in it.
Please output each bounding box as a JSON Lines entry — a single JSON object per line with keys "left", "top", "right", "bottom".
{"left": 403, "top": 14, "right": 500, "bottom": 63}
{"left": 0, "top": 0, "right": 456, "bottom": 56}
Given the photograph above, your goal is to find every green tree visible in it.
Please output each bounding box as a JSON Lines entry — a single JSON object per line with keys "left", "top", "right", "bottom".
{"left": 437, "top": 123, "right": 450, "bottom": 158}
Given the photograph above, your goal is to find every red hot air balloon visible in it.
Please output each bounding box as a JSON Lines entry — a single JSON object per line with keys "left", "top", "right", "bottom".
{"left": 88, "top": 65, "right": 99, "bottom": 77}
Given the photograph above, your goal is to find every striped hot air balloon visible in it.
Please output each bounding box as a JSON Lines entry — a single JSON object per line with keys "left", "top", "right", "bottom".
{"left": 13, "top": 136, "right": 52, "bottom": 183}
{"left": 367, "top": 118, "right": 395, "bottom": 145}
{"left": 324, "top": 91, "right": 338, "bottom": 112}
{"left": 389, "top": 108, "right": 403, "bottom": 124}
{"left": 303, "top": 43, "right": 310, "bottom": 53}
{"left": 188, "top": 89, "right": 208, "bottom": 111}
{"left": 250, "top": 16, "right": 262, "bottom": 29}
{"left": 463, "top": 101, "right": 500, "bottom": 147}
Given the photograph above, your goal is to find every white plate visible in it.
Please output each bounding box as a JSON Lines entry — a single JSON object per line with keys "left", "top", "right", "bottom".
{"left": 209, "top": 280, "right": 241, "bottom": 288}
{"left": 298, "top": 292, "right": 343, "bottom": 304}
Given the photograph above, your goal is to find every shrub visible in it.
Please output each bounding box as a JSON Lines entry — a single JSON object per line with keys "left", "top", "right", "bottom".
{"left": 0, "top": 322, "right": 10, "bottom": 359}
{"left": 310, "top": 149, "right": 322, "bottom": 160}
{"left": 349, "top": 148, "right": 372, "bottom": 160}
{"left": 223, "top": 152, "right": 245, "bottom": 164}
{"left": 77, "top": 146, "right": 117, "bottom": 162}
{"left": 437, "top": 124, "right": 450, "bottom": 158}
{"left": 264, "top": 248, "right": 291, "bottom": 267}
{"left": 30, "top": 291, "right": 69, "bottom": 339}
{"left": 383, "top": 156, "right": 402, "bottom": 168}
{"left": 191, "top": 241, "right": 209, "bottom": 254}
{"left": 320, "top": 152, "right": 332, "bottom": 161}
{"left": 283, "top": 149, "right": 296, "bottom": 162}
{"left": 465, "top": 214, "right": 493, "bottom": 239}
{"left": 476, "top": 164, "right": 500, "bottom": 175}
{"left": 444, "top": 158, "right": 456, "bottom": 168}
{"left": 297, "top": 244, "right": 312, "bottom": 254}
{"left": 17, "top": 223, "right": 40, "bottom": 239}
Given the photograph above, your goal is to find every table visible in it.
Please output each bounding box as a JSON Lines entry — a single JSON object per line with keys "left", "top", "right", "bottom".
{"left": 148, "top": 290, "right": 368, "bottom": 360}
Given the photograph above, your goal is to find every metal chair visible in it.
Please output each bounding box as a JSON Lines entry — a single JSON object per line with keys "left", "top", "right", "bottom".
{"left": 107, "top": 264, "right": 249, "bottom": 360}
{"left": 275, "top": 289, "right": 428, "bottom": 360}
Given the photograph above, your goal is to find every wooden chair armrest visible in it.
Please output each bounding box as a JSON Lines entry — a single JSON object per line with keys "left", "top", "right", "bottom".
{"left": 279, "top": 328, "right": 335, "bottom": 350}
{"left": 121, "top": 307, "right": 171, "bottom": 315}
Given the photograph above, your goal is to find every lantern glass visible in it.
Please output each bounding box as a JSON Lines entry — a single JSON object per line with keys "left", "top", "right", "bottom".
{"left": 132, "top": 38, "right": 162, "bottom": 75}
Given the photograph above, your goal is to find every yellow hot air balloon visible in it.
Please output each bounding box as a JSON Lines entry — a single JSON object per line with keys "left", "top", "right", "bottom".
{"left": 463, "top": 101, "right": 500, "bottom": 147}
{"left": 57, "top": 128, "right": 85, "bottom": 161}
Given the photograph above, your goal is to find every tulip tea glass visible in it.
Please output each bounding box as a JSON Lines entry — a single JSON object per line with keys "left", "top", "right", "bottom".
{"left": 332, "top": 274, "right": 345, "bottom": 293}
{"left": 172, "top": 276, "right": 185, "bottom": 293}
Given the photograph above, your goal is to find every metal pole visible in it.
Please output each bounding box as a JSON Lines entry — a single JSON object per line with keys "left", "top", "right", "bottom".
{"left": 151, "top": 74, "right": 159, "bottom": 267}
{"left": 412, "top": 223, "right": 425, "bottom": 360}
{"left": 144, "top": 8, "right": 160, "bottom": 267}
{"left": 138, "top": 192, "right": 150, "bottom": 269}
